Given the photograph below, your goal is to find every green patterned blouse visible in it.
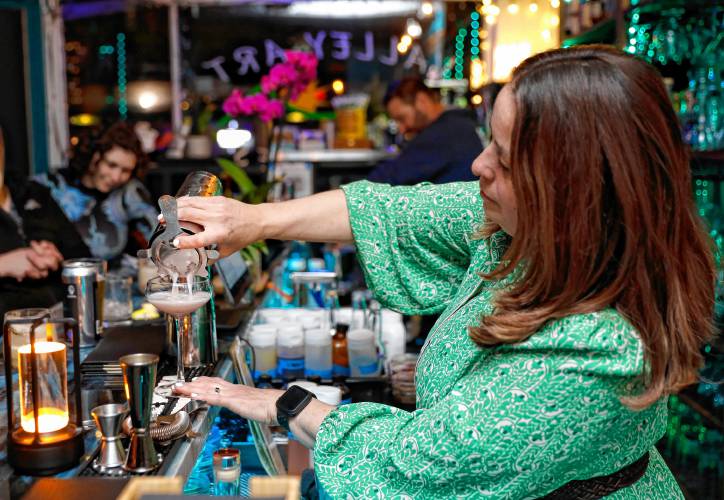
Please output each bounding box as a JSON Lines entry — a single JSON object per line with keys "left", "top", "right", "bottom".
{"left": 313, "top": 181, "right": 682, "bottom": 499}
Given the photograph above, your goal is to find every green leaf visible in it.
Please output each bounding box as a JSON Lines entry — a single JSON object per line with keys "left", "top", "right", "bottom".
{"left": 217, "top": 158, "right": 255, "bottom": 196}
{"left": 249, "top": 181, "right": 276, "bottom": 204}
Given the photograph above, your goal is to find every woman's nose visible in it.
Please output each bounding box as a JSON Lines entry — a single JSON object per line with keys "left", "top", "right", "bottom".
{"left": 471, "top": 155, "right": 494, "bottom": 181}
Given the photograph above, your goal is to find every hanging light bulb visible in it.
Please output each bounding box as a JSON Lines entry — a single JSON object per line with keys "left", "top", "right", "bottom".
{"left": 420, "top": 1, "right": 433, "bottom": 17}
{"left": 406, "top": 18, "right": 423, "bottom": 38}
{"left": 529, "top": 2, "right": 539, "bottom": 13}
{"left": 507, "top": 3, "right": 520, "bottom": 14}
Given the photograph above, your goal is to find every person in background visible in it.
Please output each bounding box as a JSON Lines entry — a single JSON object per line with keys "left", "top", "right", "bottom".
{"left": 0, "top": 127, "right": 64, "bottom": 318}
{"left": 367, "top": 77, "right": 482, "bottom": 185}
{"left": 33, "top": 122, "right": 158, "bottom": 268}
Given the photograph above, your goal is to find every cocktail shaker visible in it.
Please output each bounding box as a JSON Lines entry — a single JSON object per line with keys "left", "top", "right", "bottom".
{"left": 139, "top": 171, "right": 221, "bottom": 366}
{"left": 120, "top": 353, "right": 161, "bottom": 472}
{"left": 138, "top": 171, "right": 222, "bottom": 279}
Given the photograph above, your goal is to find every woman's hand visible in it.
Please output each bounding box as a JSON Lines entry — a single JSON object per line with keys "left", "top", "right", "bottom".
{"left": 28, "top": 240, "right": 64, "bottom": 270}
{"left": 169, "top": 190, "right": 353, "bottom": 255}
{"left": 173, "top": 196, "right": 263, "bottom": 257}
{"left": 0, "top": 244, "right": 63, "bottom": 281}
{"left": 173, "top": 376, "right": 282, "bottom": 425}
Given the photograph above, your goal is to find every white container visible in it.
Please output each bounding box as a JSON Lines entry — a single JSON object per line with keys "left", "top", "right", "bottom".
{"left": 277, "top": 325, "right": 305, "bottom": 379}
{"left": 310, "top": 385, "right": 342, "bottom": 406}
{"left": 347, "top": 328, "right": 380, "bottom": 377}
{"left": 259, "top": 308, "right": 290, "bottom": 324}
{"left": 304, "top": 328, "right": 332, "bottom": 378}
{"left": 380, "top": 311, "right": 406, "bottom": 371}
{"left": 249, "top": 326, "right": 277, "bottom": 377}
{"left": 251, "top": 324, "right": 278, "bottom": 335}
{"left": 288, "top": 380, "right": 318, "bottom": 391}
{"left": 300, "top": 315, "right": 321, "bottom": 331}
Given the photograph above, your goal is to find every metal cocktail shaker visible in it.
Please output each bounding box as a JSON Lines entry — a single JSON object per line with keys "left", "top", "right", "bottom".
{"left": 139, "top": 170, "right": 222, "bottom": 279}
{"left": 140, "top": 171, "right": 221, "bottom": 366}
{"left": 61, "top": 259, "right": 107, "bottom": 347}
{"left": 120, "top": 353, "right": 161, "bottom": 473}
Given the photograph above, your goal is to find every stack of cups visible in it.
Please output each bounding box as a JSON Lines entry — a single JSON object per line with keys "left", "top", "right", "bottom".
{"left": 249, "top": 324, "right": 277, "bottom": 378}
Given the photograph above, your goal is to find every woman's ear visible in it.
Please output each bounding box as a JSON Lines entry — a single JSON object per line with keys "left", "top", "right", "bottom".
{"left": 88, "top": 152, "right": 101, "bottom": 172}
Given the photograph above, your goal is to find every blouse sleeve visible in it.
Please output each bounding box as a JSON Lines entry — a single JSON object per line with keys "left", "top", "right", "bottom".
{"left": 313, "top": 318, "right": 667, "bottom": 498}
{"left": 122, "top": 179, "right": 159, "bottom": 240}
{"left": 341, "top": 180, "right": 482, "bottom": 315}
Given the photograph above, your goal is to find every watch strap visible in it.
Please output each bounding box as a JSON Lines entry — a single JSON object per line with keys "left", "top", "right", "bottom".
{"left": 276, "top": 386, "right": 315, "bottom": 432}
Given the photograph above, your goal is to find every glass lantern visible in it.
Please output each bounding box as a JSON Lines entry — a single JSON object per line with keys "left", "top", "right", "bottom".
{"left": 3, "top": 310, "right": 84, "bottom": 475}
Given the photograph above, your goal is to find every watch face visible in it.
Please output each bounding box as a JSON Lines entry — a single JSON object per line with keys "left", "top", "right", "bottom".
{"left": 277, "top": 385, "right": 314, "bottom": 416}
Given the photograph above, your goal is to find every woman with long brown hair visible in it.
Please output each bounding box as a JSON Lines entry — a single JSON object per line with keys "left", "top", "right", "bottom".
{"left": 172, "top": 46, "right": 715, "bottom": 498}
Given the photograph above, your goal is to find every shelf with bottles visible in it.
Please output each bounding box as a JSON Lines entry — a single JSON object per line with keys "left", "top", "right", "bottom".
{"left": 658, "top": 393, "right": 723, "bottom": 499}
{"left": 626, "top": 1, "right": 722, "bottom": 153}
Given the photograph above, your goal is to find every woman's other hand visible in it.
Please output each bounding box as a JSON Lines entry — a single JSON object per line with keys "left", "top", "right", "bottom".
{"left": 29, "top": 240, "right": 64, "bottom": 270}
{"left": 173, "top": 376, "right": 282, "bottom": 425}
{"left": 172, "top": 196, "right": 263, "bottom": 257}
{"left": 0, "top": 247, "right": 52, "bottom": 281}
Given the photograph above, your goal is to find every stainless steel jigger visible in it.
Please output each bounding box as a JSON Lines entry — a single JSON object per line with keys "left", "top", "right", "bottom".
{"left": 119, "top": 353, "right": 162, "bottom": 473}
{"left": 91, "top": 403, "right": 127, "bottom": 471}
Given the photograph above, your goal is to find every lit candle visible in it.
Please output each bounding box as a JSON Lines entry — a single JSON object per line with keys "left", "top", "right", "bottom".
{"left": 17, "top": 341, "right": 70, "bottom": 434}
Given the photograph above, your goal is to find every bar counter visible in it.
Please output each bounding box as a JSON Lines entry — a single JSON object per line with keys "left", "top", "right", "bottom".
{"left": 0, "top": 310, "right": 256, "bottom": 499}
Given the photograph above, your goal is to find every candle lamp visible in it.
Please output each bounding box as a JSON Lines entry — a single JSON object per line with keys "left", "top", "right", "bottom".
{"left": 3, "top": 312, "right": 84, "bottom": 475}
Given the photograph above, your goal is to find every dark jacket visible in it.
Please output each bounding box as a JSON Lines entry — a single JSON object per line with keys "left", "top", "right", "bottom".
{"left": 368, "top": 109, "right": 482, "bottom": 185}
{"left": 0, "top": 177, "right": 88, "bottom": 319}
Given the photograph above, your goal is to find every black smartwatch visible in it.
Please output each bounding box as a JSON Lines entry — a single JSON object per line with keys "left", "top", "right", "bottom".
{"left": 276, "top": 385, "right": 316, "bottom": 432}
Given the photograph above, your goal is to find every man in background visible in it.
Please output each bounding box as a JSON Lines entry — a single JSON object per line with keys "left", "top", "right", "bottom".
{"left": 368, "top": 77, "right": 482, "bottom": 185}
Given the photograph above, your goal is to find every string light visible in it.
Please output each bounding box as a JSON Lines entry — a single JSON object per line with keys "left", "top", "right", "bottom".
{"left": 507, "top": 3, "right": 520, "bottom": 15}
{"left": 471, "top": 94, "right": 483, "bottom": 106}
{"left": 420, "top": 1, "right": 433, "bottom": 17}
{"left": 551, "top": 0, "right": 560, "bottom": 8}
{"left": 455, "top": 26, "right": 466, "bottom": 80}
{"left": 116, "top": 33, "right": 127, "bottom": 120}
{"left": 529, "top": 2, "right": 539, "bottom": 13}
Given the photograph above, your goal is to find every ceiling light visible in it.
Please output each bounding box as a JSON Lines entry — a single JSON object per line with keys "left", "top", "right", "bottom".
{"left": 406, "top": 18, "right": 423, "bottom": 38}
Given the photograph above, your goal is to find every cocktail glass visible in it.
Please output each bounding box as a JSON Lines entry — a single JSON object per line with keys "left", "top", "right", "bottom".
{"left": 145, "top": 275, "right": 211, "bottom": 397}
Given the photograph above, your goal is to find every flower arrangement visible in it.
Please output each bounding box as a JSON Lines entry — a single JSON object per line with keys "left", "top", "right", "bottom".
{"left": 222, "top": 50, "right": 318, "bottom": 123}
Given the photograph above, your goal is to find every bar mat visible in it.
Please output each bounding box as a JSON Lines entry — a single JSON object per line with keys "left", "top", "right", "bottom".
{"left": 79, "top": 363, "right": 218, "bottom": 479}
{"left": 81, "top": 324, "right": 167, "bottom": 388}
{"left": 83, "top": 324, "right": 167, "bottom": 363}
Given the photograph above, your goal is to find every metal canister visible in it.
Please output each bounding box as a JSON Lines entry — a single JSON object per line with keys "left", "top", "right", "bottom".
{"left": 71, "top": 258, "right": 107, "bottom": 335}
{"left": 61, "top": 260, "right": 104, "bottom": 347}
